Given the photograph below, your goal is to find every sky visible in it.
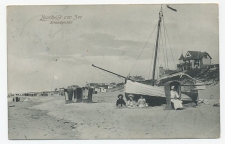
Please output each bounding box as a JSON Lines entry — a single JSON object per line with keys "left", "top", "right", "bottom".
{"left": 7, "top": 4, "right": 219, "bottom": 93}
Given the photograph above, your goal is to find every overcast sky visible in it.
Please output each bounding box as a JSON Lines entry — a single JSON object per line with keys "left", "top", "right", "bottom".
{"left": 7, "top": 4, "right": 219, "bottom": 93}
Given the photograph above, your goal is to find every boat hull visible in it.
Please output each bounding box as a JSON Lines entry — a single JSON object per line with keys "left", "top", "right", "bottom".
{"left": 125, "top": 80, "right": 166, "bottom": 106}
{"left": 125, "top": 80, "right": 198, "bottom": 105}
{"left": 125, "top": 80, "right": 165, "bottom": 97}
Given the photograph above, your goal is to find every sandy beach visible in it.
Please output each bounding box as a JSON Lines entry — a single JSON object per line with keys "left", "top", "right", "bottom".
{"left": 8, "top": 84, "right": 220, "bottom": 139}
{"left": 6, "top": 4, "right": 220, "bottom": 140}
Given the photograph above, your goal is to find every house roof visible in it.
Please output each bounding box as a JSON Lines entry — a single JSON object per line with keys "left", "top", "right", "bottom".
{"left": 178, "top": 54, "right": 184, "bottom": 60}
{"left": 184, "top": 51, "right": 212, "bottom": 60}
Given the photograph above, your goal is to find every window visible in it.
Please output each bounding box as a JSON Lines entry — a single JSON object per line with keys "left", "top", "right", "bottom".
{"left": 186, "top": 52, "right": 191, "bottom": 57}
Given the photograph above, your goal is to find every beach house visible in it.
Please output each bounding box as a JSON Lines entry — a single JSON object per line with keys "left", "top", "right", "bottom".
{"left": 177, "top": 51, "right": 212, "bottom": 71}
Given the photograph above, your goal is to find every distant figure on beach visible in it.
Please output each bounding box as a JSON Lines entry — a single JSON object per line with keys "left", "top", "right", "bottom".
{"left": 116, "top": 94, "right": 126, "bottom": 108}
{"left": 170, "top": 86, "right": 183, "bottom": 110}
{"left": 127, "top": 94, "right": 137, "bottom": 108}
{"left": 137, "top": 96, "right": 146, "bottom": 108}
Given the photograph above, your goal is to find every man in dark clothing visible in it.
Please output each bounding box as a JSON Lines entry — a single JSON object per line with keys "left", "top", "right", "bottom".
{"left": 116, "top": 94, "right": 126, "bottom": 108}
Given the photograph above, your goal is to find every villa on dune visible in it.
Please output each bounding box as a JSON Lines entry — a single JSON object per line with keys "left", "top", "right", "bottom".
{"left": 177, "top": 51, "right": 212, "bottom": 71}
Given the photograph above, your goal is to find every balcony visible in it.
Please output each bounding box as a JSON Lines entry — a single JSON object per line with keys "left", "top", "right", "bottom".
{"left": 177, "top": 63, "right": 191, "bottom": 67}
{"left": 177, "top": 63, "right": 192, "bottom": 71}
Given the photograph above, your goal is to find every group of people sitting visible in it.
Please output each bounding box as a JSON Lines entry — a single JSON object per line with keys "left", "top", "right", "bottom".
{"left": 116, "top": 85, "right": 183, "bottom": 110}
{"left": 116, "top": 94, "right": 147, "bottom": 109}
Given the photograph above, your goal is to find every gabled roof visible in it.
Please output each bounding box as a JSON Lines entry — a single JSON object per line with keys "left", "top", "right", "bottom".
{"left": 184, "top": 51, "right": 212, "bottom": 60}
{"left": 156, "top": 72, "right": 201, "bottom": 86}
{"left": 178, "top": 54, "right": 184, "bottom": 60}
{"left": 199, "top": 52, "right": 212, "bottom": 59}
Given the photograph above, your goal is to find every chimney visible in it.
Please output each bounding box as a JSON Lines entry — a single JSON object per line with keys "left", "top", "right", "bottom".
{"left": 159, "top": 66, "right": 165, "bottom": 78}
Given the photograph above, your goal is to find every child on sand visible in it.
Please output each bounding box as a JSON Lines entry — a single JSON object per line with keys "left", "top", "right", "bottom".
{"left": 137, "top": 96, "right": 146, "bottom": 108}
{"left": 116, "top": 94, "right": 126, "bottom": 108}
{"left": 127, "top": 94, "right": 137, "bottom": 108}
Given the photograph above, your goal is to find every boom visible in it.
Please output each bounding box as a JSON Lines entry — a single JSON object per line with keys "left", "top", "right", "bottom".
{"left": 92, "top": 64, "right": 127, "bottom": 79}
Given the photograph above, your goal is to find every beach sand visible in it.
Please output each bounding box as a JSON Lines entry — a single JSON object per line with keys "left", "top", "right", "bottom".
{"left": 8, "top": 84, "right": 220, "bottom": 139}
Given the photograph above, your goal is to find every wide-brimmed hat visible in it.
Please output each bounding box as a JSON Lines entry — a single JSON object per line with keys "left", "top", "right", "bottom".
{"left": 118, "top": 94, "right": 123, "bottom": 98}
{"left": 128, "top": 94, "right": 134, "bottom": 98}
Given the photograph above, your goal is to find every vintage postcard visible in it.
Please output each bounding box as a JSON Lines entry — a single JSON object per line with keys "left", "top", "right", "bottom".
{"left": 7, "top": 4, "right": 219, "bottom": 139}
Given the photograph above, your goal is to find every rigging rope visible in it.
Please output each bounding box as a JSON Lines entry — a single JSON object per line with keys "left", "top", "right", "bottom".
{"left": 174, "top": 29, "right": 189, "bottom": 50}
{"left": 127, "top": 24, "right": 157, "bottom": 77}
{"left": 162, "top": 15, "right": 169, "bottom": 69}
{"left": 148, "top": 31, "right": 158, "bottom": 80}
{"left": 162, "top": 16, "right": 176, "bottom": 69}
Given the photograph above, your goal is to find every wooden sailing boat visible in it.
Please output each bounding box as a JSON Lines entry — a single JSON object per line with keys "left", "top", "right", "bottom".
{"left": 92, "top": 5, "right": 206, "bottom": 104}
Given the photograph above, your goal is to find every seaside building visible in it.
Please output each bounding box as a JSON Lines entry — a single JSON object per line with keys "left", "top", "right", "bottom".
{"left": 177, "top": 51, "right": 212, "bottom": 71}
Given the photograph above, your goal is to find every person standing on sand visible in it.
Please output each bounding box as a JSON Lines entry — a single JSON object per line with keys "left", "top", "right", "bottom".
{"left": 170, "top": 86, "right": 183, "bottom": 110}
{"left": 137, "top": 96, "right": 146, "bottom": 108}
{"left": 127, "top": 94, "right": 137, "bottom": 108}
{"left": 116, "top": 94, "right": 126, "bottom": 108}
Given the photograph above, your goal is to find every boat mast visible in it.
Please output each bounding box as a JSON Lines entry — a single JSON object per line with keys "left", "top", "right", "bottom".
{"left": 152, "top": 7, "right": 163, "bottom": 86}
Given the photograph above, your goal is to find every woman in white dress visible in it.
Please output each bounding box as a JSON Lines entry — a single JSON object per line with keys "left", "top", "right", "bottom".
{"left": 170, "top": 86, "right": 183, "bottom": 110}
